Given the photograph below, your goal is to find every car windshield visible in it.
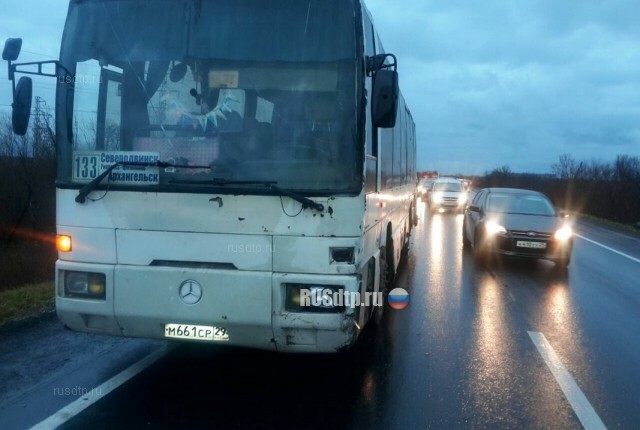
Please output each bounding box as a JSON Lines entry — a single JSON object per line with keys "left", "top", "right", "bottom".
{"left": 433, "top": 182, "right": 462, "bottom": 192}
{"left": 485, "top": 193, "right": 556, "bottom": 216}
{"left": 57, "top": 0, "right": 358, "bottom": 193}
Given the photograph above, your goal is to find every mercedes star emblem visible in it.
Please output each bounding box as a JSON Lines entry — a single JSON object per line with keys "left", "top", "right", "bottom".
{"left": 179, "top": 280, "right": 203, "bottom": 305}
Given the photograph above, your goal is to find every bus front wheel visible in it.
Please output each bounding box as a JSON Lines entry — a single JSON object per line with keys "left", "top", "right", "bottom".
{"left": 373, "top": 246, "right": 391, "bottom": 326}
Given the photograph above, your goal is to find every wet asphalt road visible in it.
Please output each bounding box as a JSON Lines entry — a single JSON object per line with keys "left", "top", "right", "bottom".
{"left": 1, "top": 200, "right": 639, "bottom": 429}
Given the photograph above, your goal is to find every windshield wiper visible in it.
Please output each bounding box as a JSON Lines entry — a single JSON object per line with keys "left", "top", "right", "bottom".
{"left": 269, "top": 184, "right": 324, "bottom": 212}
{"left": 75, "top": 161, "right": 210, "bottom": 203}
{"left": 170, "top": 178, "right": 277, "bottom": 187}
{"left": 169, "top": 178, "right": 325, "bottom": 212}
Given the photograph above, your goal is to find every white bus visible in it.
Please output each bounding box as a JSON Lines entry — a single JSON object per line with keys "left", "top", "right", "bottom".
{"left": 4, "top": 0, "right": 417, "bottom": 352}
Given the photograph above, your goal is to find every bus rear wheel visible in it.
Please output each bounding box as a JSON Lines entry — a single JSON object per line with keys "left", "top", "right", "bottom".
{"left": 374, "top": 244, "right": 393, "bottom": 326}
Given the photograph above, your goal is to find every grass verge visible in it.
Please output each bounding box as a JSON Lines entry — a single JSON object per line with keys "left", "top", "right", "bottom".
{"left": 570, "top": 211, "right": 640, "bottom": 237}
{"left": 0, "top": 282, "right": 55, "bottom": 328}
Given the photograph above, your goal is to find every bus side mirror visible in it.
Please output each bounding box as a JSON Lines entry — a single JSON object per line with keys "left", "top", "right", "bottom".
{"left": 468, "top": 205, "right": 480, "bottom": 213}
{"left": 12, "top": 76, "right": 32, "bottom": 135}
{"left": 372, "top": 69, "right": 399, "bottom": 128}
{"left": 4, "top": 38, "right": 31, "bottom": 135}
{"left": 2, "top": 38, "right": 22, "bottom": 61}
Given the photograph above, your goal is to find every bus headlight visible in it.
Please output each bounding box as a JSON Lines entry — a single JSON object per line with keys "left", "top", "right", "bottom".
{"left": 554, "top": 226, "right": 573, "bottom": 241}
{"left": 285, "top": 284, "right": 343, "bottom": 313}
{"left": 64, "top": 271, "right": 106, "bottom": 299}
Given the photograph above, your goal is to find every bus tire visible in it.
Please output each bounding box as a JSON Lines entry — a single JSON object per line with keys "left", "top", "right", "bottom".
{"left": 401, "top": 224, "right": 410, "bottom": 257}
{"left": 410, "top": 203, "right": 418, "bottom": 229}
{"left": 373, "top": 248, "right": 387, "bottom": 326}
{"left": 385, "top": 234, "right": 396, "bottom": 286}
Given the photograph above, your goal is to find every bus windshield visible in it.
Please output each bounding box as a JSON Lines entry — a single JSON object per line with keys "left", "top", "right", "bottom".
{"left": 58, "top": 0, "right": 359, "bottom": 193}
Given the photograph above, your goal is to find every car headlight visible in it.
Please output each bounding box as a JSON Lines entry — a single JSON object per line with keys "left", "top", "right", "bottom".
{"left": 458, "top": 194, "right": 468, "bottom": 204}
{"left": 432, "top": 192, "right": 443, "bottom": 204}
{"left": 554, "top": 226, "right": 573, "bottom": 241}
{"left": 485, "top": 221, "right": 507, "bottom": 236}
{"left": 417, "top": 186, "right": 424, "bottom": 192}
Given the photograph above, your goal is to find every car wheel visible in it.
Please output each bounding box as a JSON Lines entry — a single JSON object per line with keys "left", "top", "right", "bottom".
{"left": 473, "top": 230, "right": 487, "bottom": 264}
{"left": 555, "top": 255, "right": 571, "bottom": 268}
{"left": 462, "top": 219, "right": 471, "bottom": 249}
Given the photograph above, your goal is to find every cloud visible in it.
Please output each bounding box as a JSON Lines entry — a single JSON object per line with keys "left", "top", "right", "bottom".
{"left": 0, "top": 1, "right": 66, "bottom": 113}
{"left": 366, "top": 0, "right": 640, "bottom": 173}
{"left": 1, "top": 0, "right": 639, "bottom": 174}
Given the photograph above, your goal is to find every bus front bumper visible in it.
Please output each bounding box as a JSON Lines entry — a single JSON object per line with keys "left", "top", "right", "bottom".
{"left": 55, "top": 261, "right": 361, "bottom": 353}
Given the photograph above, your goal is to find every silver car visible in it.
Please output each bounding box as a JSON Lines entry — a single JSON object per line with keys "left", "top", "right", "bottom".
{"left": 428, "top": 179, "right": 468, "bottom": 213}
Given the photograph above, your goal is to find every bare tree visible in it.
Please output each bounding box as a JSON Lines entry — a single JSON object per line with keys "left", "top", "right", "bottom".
{"left": 552, "top": 154, "right": 587, "bottom": 180}
{"left": 32, "top": 97, "right": 56, "bottom": 158}
{"left": 481, "top": 154, "right": 640, "bottom": 224}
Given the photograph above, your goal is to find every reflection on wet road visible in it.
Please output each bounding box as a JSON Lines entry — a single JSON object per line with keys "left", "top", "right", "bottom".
{"left": 4, "top": 204, "right": 640, "bottom": 429}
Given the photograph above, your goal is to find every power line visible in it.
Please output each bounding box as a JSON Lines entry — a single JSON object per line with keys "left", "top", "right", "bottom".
{"left": 0, "top": 80, "right": 99, "bottom": 95}
{"left": 0, "top": 105, "right": 100, "bottom": 115}
{"left": 21, "top": 50, "right": 58, "bottom": 60}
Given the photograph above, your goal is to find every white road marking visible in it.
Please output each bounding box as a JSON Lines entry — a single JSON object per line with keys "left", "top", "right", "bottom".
{"left": 528, "top": 331, "right": 607, "bottom": 430}
{"left": 30, "top": 347, "right": 167, "bottom": 430}
{"left": 575, "top": 234, "right": 640, "bottom": 264}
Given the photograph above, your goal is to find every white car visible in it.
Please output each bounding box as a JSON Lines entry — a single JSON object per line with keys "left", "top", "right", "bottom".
{"left": 428, "top": 178, "right": 468, "bottom": 213}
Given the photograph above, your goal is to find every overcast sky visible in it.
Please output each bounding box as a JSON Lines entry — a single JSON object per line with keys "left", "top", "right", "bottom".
{"left": 2, "top": 0, "right": 639, "bottom": 174}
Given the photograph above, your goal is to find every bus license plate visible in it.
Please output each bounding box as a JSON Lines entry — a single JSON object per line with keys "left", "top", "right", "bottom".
{"left": 516, "top": 241, "right": 547, "bottom": 249}
{"left": 164, "top": 324, "right": 229, "bottom": 341}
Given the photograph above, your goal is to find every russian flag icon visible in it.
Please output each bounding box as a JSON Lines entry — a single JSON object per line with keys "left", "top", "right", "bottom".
{"left": 388, "top": 288, "right": 410, "bottom": 310}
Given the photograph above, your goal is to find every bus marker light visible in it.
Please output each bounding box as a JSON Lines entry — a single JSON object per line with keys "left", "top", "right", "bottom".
{"left": 56, "top": 235, "right": 72, "bottom": 252}
{"left": 330, "top": 247, "right": 355, "bottom": 264}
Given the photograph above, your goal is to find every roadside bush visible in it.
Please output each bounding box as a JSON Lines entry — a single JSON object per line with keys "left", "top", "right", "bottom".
{"left": 0, "top": 113, "right": 57, "bottom": 291}
{"left": 478, "top": 154, "right": 640, "bottom": 225}
{"left": 0, "top": 239, "right": 57, "bottom": 289}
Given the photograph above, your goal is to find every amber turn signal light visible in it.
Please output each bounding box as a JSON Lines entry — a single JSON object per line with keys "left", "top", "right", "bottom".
{"left": 56, "top": 235, "right": 72, "bottom": 252}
